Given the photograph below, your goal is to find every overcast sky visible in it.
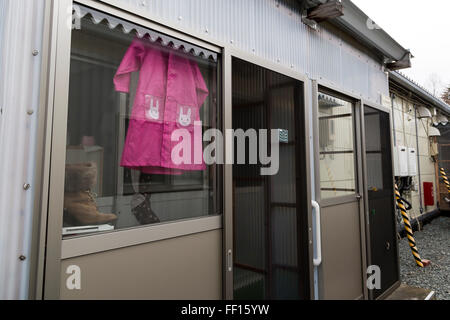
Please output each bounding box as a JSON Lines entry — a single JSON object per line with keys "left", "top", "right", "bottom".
{"left": 352, "top": 0, "right": 450, "bottom": 97}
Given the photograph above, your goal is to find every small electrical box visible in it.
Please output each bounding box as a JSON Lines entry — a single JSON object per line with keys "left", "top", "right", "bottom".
{"left": 407, "top": 147, "right": 417, "bottom": 176}
{"left": 423, "top": 182, "right": 434, "bottom": 206}
{"left": 277, "top": 129, "right": 289, "bottom": 144}
{"left": 394, "top": 146, "right": 409, "bottom": 177}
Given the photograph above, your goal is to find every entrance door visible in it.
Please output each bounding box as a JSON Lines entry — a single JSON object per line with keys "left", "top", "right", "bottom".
{"left": 314, "top": 90, "right": 366, "bottom": 300}
{"left": 228, "top": 58, "right": 310, "bottom": 299}
{"left": 363, "top": 106, "right": 399, "bottom": 299}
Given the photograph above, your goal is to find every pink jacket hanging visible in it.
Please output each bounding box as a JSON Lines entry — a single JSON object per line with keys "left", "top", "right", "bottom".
{"left": 114, "top": 38, "right": 209, "bottom": 174}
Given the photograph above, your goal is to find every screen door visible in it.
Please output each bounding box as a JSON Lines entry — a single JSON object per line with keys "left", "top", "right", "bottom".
{"left": 227, "top": 57, "right": 310, "bottom": 300}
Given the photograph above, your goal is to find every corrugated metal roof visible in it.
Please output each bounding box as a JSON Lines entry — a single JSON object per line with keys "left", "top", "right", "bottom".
{"left": 0, "top": 0, "right": 45, "bottom": 300}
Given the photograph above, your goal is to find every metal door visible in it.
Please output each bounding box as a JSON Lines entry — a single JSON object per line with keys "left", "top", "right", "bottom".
{"left": 313, "top": 87, "right": 367, "bottom": 300}
{"left": 362, "top": 105, "right": 399, "bottom": 299}
{"left": 224, "top": 56, "right": 312, "bottom": 300}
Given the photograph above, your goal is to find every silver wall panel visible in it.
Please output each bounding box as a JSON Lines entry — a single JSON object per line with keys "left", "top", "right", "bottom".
{"left": 0, "top": 0, "right": 46, "bottom": 299}
{"left": 60, "top": 230, "right": 222, "bottom": 299}
{"left": 104, "top": 0, "right": 388, "bottom": 103}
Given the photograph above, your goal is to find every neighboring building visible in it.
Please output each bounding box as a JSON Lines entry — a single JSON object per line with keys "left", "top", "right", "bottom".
{"left": 388, "top": 71, "right": 450, "bottom": 223}
{"left": 1, "top": 0, "right": 443, "bottom": 301}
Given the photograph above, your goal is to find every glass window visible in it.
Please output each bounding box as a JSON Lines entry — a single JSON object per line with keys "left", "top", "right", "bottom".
{"left": 318, "top": 92, "right": 356, "bottom": 199}
{"left": 364, "top": 106, "right": 393, "bottom": 192}
{"left": 63, "top": 7, "right": 221, "bottom": 238}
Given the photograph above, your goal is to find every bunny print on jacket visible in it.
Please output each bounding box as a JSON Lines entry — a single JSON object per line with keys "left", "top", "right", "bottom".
{"left": 145, "top": 95, "right": 161, "bottom": 121}
{"left": 178, "top": 106, "right": 192, "bottom": 127}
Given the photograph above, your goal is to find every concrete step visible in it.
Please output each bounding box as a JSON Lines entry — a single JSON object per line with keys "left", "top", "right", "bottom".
{"left": 386, "top": 284, "right": 436, "bottom": 300}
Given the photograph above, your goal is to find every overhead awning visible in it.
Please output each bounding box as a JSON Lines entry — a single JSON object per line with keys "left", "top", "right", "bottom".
{"left": 428, "top": 127, "right": 441, "bottom": 137}
{"left": 318, "top": 94, "right": 341, "bottom": 108}
{"left": 416, "top": 106, "right": 432, "bottom": 119}
{"left": 72, "top": 4, "right": 218, "bottom": 62}
{"left": 438, "top": 115, "right": 449, "bottom": 126}
{"left": 302, "top": 0, "right": 412, "bottom": 70}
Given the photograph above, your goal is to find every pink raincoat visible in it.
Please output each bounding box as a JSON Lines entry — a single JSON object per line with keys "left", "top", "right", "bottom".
{"left": 114, "top": 38, "right": 209, "bottom": 174}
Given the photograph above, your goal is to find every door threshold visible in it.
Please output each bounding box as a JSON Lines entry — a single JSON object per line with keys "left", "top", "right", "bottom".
{"left": 385, "top": 284, "right": 436, "bottom": 300}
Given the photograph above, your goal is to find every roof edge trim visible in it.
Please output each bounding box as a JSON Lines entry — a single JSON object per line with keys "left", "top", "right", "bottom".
{"left": 312, "top": 0, "right": 412, "bottom": 69}
{"left": 389, "top": 71, "right": 450, "bottom": 115}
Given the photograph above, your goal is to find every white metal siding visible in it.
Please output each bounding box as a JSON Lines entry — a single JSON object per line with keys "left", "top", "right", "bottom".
{"left": 104, "top": 0, "right": 388, "bottom": 102}
{"left": 0, "top": 0, "right": 45, "bottom": 300}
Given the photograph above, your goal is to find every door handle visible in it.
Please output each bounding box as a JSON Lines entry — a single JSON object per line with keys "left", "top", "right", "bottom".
{"left": 356, "top": 194, "right": 362, "bottom": 200}
{"left": 312, "top": 200, "right": 322, "bottom": 267}
{"left": 227, "top": 249, "right": 233, "bottom": 272}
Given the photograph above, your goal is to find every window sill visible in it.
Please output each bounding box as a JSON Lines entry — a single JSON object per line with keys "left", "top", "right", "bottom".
{"left": 61, "top": 215, "right": 222, "bottom": 259}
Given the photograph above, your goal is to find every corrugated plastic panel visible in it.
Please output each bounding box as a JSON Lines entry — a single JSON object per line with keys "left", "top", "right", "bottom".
{"left": 74, "top": 5, "right": 218, "bottom": 60}
{"left": 104, "top": 0, "right": 387, "bottom": 102}
{"left": 0, "top": 0, "right": 45, "bottom": 299}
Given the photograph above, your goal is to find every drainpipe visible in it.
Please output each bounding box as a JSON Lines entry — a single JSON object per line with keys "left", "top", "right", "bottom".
{"left": 391, "top": 93, "right": 396, "bottom": 147}
{"left": 414, "top": 105, "right": 424, "bottom": 214}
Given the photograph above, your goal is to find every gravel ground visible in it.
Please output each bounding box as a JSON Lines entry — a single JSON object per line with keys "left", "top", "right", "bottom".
{"left": 398, "top": 216, "right": 450, "bottom": 300}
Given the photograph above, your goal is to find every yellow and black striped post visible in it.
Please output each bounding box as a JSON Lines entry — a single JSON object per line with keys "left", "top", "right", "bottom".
{"left": 440, "top": 167, "right": 450, "bottom": 193}
{"left": 394, "top": 184, "right": 429, "bottom": 268}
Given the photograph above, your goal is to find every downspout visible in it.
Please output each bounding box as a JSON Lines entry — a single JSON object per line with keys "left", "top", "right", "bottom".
{"left": 414, "top": 105, "right": 424, "bottom": 214}
{"left": 391, "top": 93, "right": 396, "bottom": 147}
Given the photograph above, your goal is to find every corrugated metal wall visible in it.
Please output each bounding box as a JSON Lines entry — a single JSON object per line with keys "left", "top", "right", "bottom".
{"left": 0, "top": 0, "right": 45, "bottom": 299}
{"left": 106, "top": 0, "right": 388, "bottom": 103}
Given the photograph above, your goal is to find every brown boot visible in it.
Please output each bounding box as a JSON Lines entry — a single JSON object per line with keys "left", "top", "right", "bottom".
{"left": 64, "top": 163, "right": 117, "bottom": 225}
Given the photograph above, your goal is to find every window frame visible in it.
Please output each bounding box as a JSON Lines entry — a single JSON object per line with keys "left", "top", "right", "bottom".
{"left": 43, "top": 0, "right": 224, "bottom": 299}
{"left": 317, "top": 89, "right": 358, "bottom": 201}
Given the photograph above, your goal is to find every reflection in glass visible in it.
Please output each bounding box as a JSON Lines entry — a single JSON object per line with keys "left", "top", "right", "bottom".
{"left": 318, "top": 93, "right": 356, "bottom": 199}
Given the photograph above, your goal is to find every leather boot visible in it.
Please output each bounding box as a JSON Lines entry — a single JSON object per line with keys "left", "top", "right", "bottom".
{"left": 64, "top": 162, "right": 117, "bottom": 225}
{"left": 131, "top": 193, "right": 160, "bottom": 225}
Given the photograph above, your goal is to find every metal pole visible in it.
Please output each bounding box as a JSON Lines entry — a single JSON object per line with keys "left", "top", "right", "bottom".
{"left": 414, "top": 105, "right": 424, "bottom": 214}
{"left": 391, "top": 93, "right": 396, "bottom": 147}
